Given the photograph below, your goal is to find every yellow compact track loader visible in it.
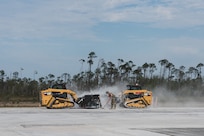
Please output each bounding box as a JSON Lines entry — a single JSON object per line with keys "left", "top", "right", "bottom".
{"left": 121, "top": 85, "right": 152, "bottom": 108}
{"left": 40, "top": 84, "right": 102, "bottom": 109}
{"left": 40, "top": 84, "right": 78, "bottom": 109}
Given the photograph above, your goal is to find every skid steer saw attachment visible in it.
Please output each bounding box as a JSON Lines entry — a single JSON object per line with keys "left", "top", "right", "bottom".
{"left": 77, "top": 94, "right": 102, "bottom": 109}
{"left": 121, "top": 85, "right": 152, "bottom": 108}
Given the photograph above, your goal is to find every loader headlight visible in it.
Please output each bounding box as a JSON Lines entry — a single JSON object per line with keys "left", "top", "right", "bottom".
{"left": 144, "top": 92, "right": 148, "bottom": 96}
{"left": 44, "top": 92, "right": 51, "bottom": 95}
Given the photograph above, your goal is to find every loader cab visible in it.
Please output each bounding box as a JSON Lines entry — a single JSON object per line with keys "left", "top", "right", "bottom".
{"left": 126, "top": 85, "right": 142, "bottom": 90}
{"left": 51, "top": 84, "right": 66, "bottom": 89}
{"left": 123, "top": 85, "right": 148, "bottom": 100}
{"left": 125, "top": 92, "right": 143, "bottom": 99}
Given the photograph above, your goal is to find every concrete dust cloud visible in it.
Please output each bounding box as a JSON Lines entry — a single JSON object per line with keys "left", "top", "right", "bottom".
{"left": 152, "top": 86, "right": 204, "bottom": 107}
{"left": 75, "top": 84, "right": 204, "bottom": 108}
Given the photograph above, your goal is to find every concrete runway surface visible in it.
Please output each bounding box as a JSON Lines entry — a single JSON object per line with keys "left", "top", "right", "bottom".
{"left": 0, "top": 107, "right": 204, "bottom": 136}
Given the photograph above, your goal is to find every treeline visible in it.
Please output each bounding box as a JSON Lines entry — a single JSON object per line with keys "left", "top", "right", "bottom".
{"left": 0, "top": 51, "right": 204, "bottom": 102}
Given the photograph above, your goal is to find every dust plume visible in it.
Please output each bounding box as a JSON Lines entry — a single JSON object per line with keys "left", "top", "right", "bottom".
{"left": 152, "top": 86, "right": 204, "bottom": 107}
{"left": 75, "top": 84, "right": 204, "bottom": 108}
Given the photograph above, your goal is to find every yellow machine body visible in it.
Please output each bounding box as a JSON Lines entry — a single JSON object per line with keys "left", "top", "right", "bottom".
{"left": 121, "top": 85, "right": 152, "bottom": 108}
{"left": 40, "top": 88, "right": 78, "bottom": 109}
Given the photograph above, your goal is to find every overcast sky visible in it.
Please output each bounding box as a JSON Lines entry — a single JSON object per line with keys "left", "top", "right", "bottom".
{"left": 1, "top": 0, "right": 204, "bottom": 79}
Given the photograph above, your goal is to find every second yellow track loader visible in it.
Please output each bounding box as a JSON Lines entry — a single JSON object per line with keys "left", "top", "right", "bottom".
{"left": 121, "top": 85, "right": 152, "bottom": 108}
